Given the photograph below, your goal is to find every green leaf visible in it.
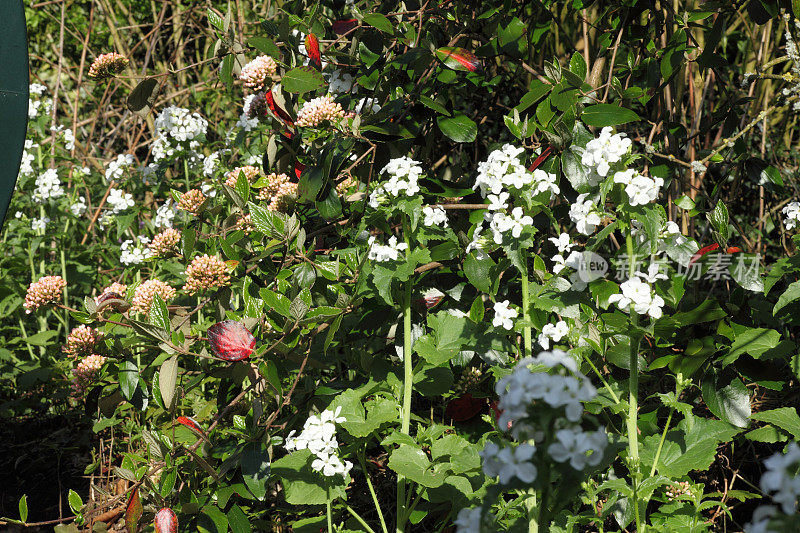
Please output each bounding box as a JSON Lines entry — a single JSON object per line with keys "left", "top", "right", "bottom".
{"left": 241, "top": 441, "right": 271, "bottom": 501}
{"left": 774, "top": 280, "right": 800, "bottom": 315}
{"left": 127, "top": 78, "right": 158, "bottom": 116}
{"left": 388, "top": 444, "right": 449, "bottom": 488}
{"left": 725, "top": 327, "right": 781, "bottom": 364}
{"left": 581, "top": 104, "right": 640, "bottom": 127}
{"left": 247, "top": 36, "right": 280, "bottom": 58}
{"left": 330, "top": 389, "right": 396, "bottom": 438}
{"left": 708, "top": 201, "right": 730, "bottom": 243}
{"left": 282, "top": 67, "right": 325, "bottom": 94}
{"left": 751, "top": 407, "right": 800, "bottom": 439}
{"left": 68, "top": 489, "right": 83, "bottom": 515}
{"left": 437, "top": 114, "right": 477, "bottom": 143}
{"left": 227, "top": 505, "right": 252, "bottom": 533}
{"left": 498, "top": 17, "right": 526, "bottom": 47}
{"left": 119, "top": 360, "right": 139, "bottom": 400}
{"left": 418, "top": 94, "right": 450, "bottom": 116}
{"left": 362, "top": 13, "right": 393, "bottom": 33}
{"left": 271, "top": 450, "right": 347, "bottom": 505}
{"left": 19, "top": 494, "right": 27, "bottom": 523}
{"left": 149, "top": 293, "right": 170, "bottom": 331}
{"left": 207, "top": 8, "right": 223, "bottom": 30}
{"left": 701, "top": 374, "right": 751, "bottom": 428}
{"left": 159, "top": 355, "right": 178, "bottom": 411}
{"left": 569, "top": 52, "right": 588, "bottom": 80}
{"left": 199, "top": 505, "right": 228, "bottom": 533}
{"left": 463, "top": 252, "right": 495, "bottom": 294}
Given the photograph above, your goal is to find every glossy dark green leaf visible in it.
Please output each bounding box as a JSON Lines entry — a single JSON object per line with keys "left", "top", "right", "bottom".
{"left": 581, "top": 104, "right": 640, "bottom": 127}
{"left": 282, "top": 67, "right": 325, "bottom": 94}
{"left": 437, "top": 114, "right": 477, "bottom": 143}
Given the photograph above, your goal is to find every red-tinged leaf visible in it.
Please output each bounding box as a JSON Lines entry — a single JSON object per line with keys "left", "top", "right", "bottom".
{"left": 489, "top": 400, "right": 512, "bottom": 430}
{"left": 207, "top": 320, "right": 255, "bottom": 361}
{"left": 176, "top": 416, "right": 204, "bottom": 434}
{"left": 528, "top": 146, "right": 555, "bottom": 171}
{"left": 154, "top": 508, "right": 178, "bottom": 533}
{"left": 689, "top": 243, "right": 720, "bottom": 264}
{"left": 332, "top": 19, "right": 358, "bottom": 35}
{"left": 305, "top": 33, "right": 322, "bottom": 70}
{"left": 726, "top": 246, "right": 742, "bottom": 254}
{"left": 265, "top": 90, "right": 295, "bottom": 127}
{"left": 294, "top": 161, "right": 306, "bottom": 180}
{"left": 435, "top": 47, "right": 482, "bottom": 72}
{"left": 445, "top": 393, "right": 486, "bottom": 422}
{"left": 125, "top": 487, "right": 143, "bottom": 533}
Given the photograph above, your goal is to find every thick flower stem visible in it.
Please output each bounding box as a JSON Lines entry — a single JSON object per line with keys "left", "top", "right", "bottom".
{"left": 625, "top": 232, "right": 643, "bottom": 532}
{"left": 397, "top": 217, "right": 414, "bottom": 533}
{"left": 521, "top": 269, "right": 532, "bottom": 357}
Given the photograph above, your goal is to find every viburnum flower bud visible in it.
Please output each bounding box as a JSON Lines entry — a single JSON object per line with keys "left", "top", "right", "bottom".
{"left": 184, "top": 254, "right": 232, "bottom": 295}
{"left": 234, "top": 214, "right": 254, "bottom": 235}
{"left": 296, "top": 96, "right": 345, "bottom": 127}
{"left": 24, "top": 275, "right": 66, "bottom": 313}
{"left": 88, "top": 52, "right": 129, "bottom": 80}
{"left": 63, "top": 325, "right": 105, "bottom": 358}
{"left": 245, "top": 92, "right": 269, "bottom": 119}
{"left": 225, "top": 165, "right": 262, "bottom": 188}
{"left": 131, "top": 280, "right": 177, "bottom": 315}
{"left": 239, "top": 55, "right": 277, "bottom": 91}
{"left": 149, "top": 228, "right": 181, "bottom": 256}
{"left": 101, "top": 282, "right": 128, "bottom": 297}
{"left": 71, "top": 354, "right": 107, "bottom": 394}
{"left": 177, "top": 189, "right": 207, "bottom": 215}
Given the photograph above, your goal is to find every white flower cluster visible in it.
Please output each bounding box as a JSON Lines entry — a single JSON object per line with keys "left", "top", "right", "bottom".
{"left": 105, "top": 154, "right": 135, "bottom": 182}
{"left": 31, "top": 217, "right": 50, "bottom": 231}
{"left": 480, "top": 442, "right": 537, "bottom": 484}
{"left": 569, "top": 193, "right": 603, "bottom": 235}
{"left": 237, "top": 95, "right": 261, "bottom": 131}
{"left": 107, "top": 188, "right": 134, "bottom": 213}
{"left": 579, "top": 126, "right": 632, "bottom": 183}
{"left": 547, "top": 426, "right": 608, "bottom": 470}
{"left": 454, "top": 507, "right": 491, "bottom": 533}
{"left": 613, "top": 169, "right": 664, "bottom": 206}
{"left": 631, "top": 219, "right": 687, "bottom": 250}
{"left": 608, "top": 275, "right": 665, "bottom": 319}
{"left": 33, "top": 169, "right": 64, "bottom": 202}
{"left": 422, "top": 206, "right": 448, "bottom": 227}
{"left": 50, "top": 125, "right": 75, "bottom": 150}
{"left": 746, "top": 442, "right": 800, "bottom": 533}
{"left": 549, "top": 233, "right": 581, "bottom": 275}
{"left": 19, "top": 140, "right": 38, "bottom": 177}
{"left": 779, "top": 13, "right": 800, "bottom": 111}
{"left": 367, "top": 235, "right": 408, "bottom": 262}
{"left": 469, "top": 207, "right": 534, "bottom": 250}
{"left": 354, "top": 97, "right": 380, "bottom": 114}
{"left": 783, "top": 201, "right": 800, "bottom": 230}
{"left": 328, "top": 69, "right": 354, "bottom": 94}
{"left": 538, "top": 320, "right": 569, "bottom": 350}
{"left": 150, "top": 106, "right": 208, "bottom": 168}
{"left": 368, "top": 157, "right": 422, "bottom": 208}
{"left": 285, "top": 407, "right": 352, "bottom": 478}
{"left": 473, "top": 144, "right": 533, "bottom": 197}
{"left": 71, "top": 196, "right": 87, "bottom": 217}
{"left": 492, "top": 300, "right": 518, "bottom": 330}
{"left": 154, "top": 200, "right": 177, "bottom": 228}
{"left": 28, "top": 84, "right": 52, "bottom": 120}
{"left": 120, "top": 236, "right": 153, "bottom": 265}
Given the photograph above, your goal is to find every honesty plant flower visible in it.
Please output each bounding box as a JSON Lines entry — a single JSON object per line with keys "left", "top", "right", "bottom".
{"left": 422, "top": 206, "right": 448, "bottom": 227}
{"left": 105, "top": 154, "right": 136, "bottom": 181}
{"left": 569, "top": 194, "right": 602, "bottom": 235}
{"left": 580, "top": 126, "right": 631, "bottom": 178}
{"left": 107, "top": 188, "right": 134, "bottom": 213}
{"left": 368, "top": 235, "right": 408, "bottom": 262}
{"left": 481, "top": 442, "right": 537, "bottom": 485}
{"left": 613, "top": 169, "right": 664, "bottom": 206}
{"left": 120, "top": 237, "right": 153, "bottom": 265}
{"left": 286, "top": 407, "right": 352, "bottom": 478}
{"left": 547, "top": 426, "right": 607, "bottom": 470}
{"left": 538, "top": 320, "right": 569, "bottom": 349}
{"left": 783, "top": 201, "right": 800, "bottom": 230}
{"left": 637, "top": 263, "right": 669, "bottom": 283}
{"left": 492, "top": 300, "right": 518, "bottom": 330}
{"left": 608, "top": 276, "right": 665, "bottom": 319}
{"left": 369, "top": 157, "right": 423, "bottom": 208}
{"left": 532, "top": 168, "right": 560, "bottom": 198}
{"left": 474, "top": 144, "right": 533, "bottom": 197}
{"left": 454, "top": 507, "right": 486, "bottom": 533}
{"left": 760, "top": 442, "right": 800, "bottom": 514}
{"left": 328, "top": 69, "right": 354, "bottom": 94}
{"left": 33, "top": 169, "right": 64, "bottom": 202}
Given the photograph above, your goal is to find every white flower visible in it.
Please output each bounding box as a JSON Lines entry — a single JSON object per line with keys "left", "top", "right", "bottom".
{"left": 31, "top": 217, "right": 50, "bottom": 231}
{"left": 154, "top": 106, "right": 208, "bottom": 143}
{"left": 120, "top": 238, "right": 153, "bottom": 265}
{"left": 154, "top": 200, "right": 177, "bottom": 228}
{"left": 760, "top": 442, "right": 800, "bottom": 514}
{"left": 549, "top": 233, "right": 574, "bottom": 254}
{"left": 537, "top": 320, "right": 569, "bottom": 350}
{"left": 783, "top": 201, "right": 800, "bottom": 230}
{"left": 547, "top": 427, "right": 607, "bottom": 470}
{"left": 354, "top": 97, "right": 380, "bottom": 114}
{"left": 486, "top": 208, "right": 532, "bottom": 244}
{"left": 637, "top": 263, "right": 668, "bottom": 283}
{"left": 368, "top": 235, "right": 408, "bottom": 261}
{"left": 369, "top": 157, "right": 422, "bottom": 208}
{"left": 690, "top": 161, "right": 707, "bottom": 173}
{"left": 328, "top": 69, "right": 354, "bottom": 94}
{"left": 474, "top": 144, "right": 532, "bottom": 197}
{"left": 454, "top": 507, "right": 483, "bottom": 533}
{"left": 107, "top": 188, "right": 134, "bottom": 213}
{"left": 237, "top": 95, "right": 260, "bottom": 131}
{"left": 105, "top": 154, "right": 135, "bottom": 181}
{"left": 71, "top": 196, "right": 87, "bottom": 216}
{"left": 486, "top": 191, "right": 509, "bottom": 211}
{"left": 745, "top": 505, "right": 779, "bottom": 533}
{"left": 203, "top": 152, "right": 222, "bottom": 177}
{"left": 287, "top": 407, "right": 350, "bottom": 477}
{"left": 532, "top": 168, "right": 559, "bottom": 198}
{"left": 492, "top": 300, "right": 518, "bottom": 330}
{"left": 480, "top": 442, "right": 537, "bottom": 485}
{"left": 33, "top": 169, "right": 64, "bottom": 202}
{"left": 580, "top": 127, "right": 631, "bottom": 177}
{"left": 311, "top": 454, "right": 352, "bottom": 477}
{"left": 613, "top": 169, "right": 663, "bottom": 206}
{"left": 423, "top": 206, "right": 448, "bottom": 227}
{"left": 29, "top": 83, "right": 47, "bottom": 96}
{"left": 608, "top": 276, "right": 665, "bottom": 319}
{"left": 569, "top": 194, "right": 602, "bottom": 235}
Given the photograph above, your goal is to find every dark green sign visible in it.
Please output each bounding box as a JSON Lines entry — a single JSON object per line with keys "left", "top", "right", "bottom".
{"left": 0, "top": 0, "right": 29, "bottom": 229}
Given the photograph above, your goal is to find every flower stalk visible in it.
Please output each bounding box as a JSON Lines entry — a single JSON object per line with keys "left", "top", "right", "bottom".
{"left": 625, "top": 231, "right": 643, "bottom": 532}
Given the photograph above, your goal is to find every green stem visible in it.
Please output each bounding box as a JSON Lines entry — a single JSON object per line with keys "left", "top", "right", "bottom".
{"left": 327, "top": 492, "right": 333, "bottom": 533}
{"left": 60, "top": 220, "right": 70, "bottom": 336}
{"left": 358, "top": 452, "right": 389, "bottom": 533}
{"left": 526, "top": 489, "right": 538, "bottom": 533}
{"left": 649, "top": 409, "right": 674, "bottom": 478}
{"left": 625, "top": 232, "right": 643, "bottom": 532}
{"left": 579, "top": 352, "right": 620, "bottom": 404}
{"left": 18, "top": 319, "right": 35, "bottom": 359}
{"left": 183, "top": 158, "right": 191, "bottom": 190}
{"left": 346, "top": 506, "right": 377, "bottom": 533}
{"left": 521, "top": 269, "right": 532, "bottom": 357}
{"left": 397, "top": 216, "right": 414, "bottom": 533}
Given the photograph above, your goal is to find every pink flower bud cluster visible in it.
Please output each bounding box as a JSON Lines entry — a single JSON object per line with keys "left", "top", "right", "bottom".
{"left": 177, "top": 189, "right": 207, "bottom": 215}
{"left": 131, "top": 280, "right": 177, "bottom": 315}
{"left": 102, "top": 282, "right": 128, "bottom": 297}
{"left": 149, "top": 228, "right": 181, "bottom": 256}
{"left": 245, "top": 92, "right": 269, "bottom": 119}
{"left": 63, "top": 325, "right": 105, "bottom": 358}
{"left": 184, "top": 255, "right": 231, "bottom": 295}
{"left": 225, "top": 165, "right": 262, "bottom": 188}
{"left": 88, "top": 53, "right": 129, "bottom": 80}
{"left": 455, "top": 367, "right": 483, "bottom": 394}
{"left": 71, "top": 354, "right": 107, "bottom": 394}
{"left": 253, "top": 173, "right": 299, "bottom": 213}
{"left": 296, "top": 96, "right": 345, "bottom": 127}
{"left": 235, "top": 214, "right": 254, "bottom": 235}
{"left": 239, "top": 56, "right": 277, "bottom": 91}
{"left": 24, "top": 275, "right": 66, "bottom": 313}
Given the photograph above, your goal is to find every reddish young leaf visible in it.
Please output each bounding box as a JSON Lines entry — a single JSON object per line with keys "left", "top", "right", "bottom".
{"left": 726, "top": 246, "right": 742, "bottom": 254}
{"left": 125, "top": 487, "right": 143, "bottom": 533}
{"left": 176, "top": 416, "right": 204, "bottom": 435}
{"left": 305, "top": 33, "right": 322, "bottom": 70}
{"left": 689, "top": 243, "right": 720, "bottom": 265}
{"left": 207, "top": 320, "right": 255, "bottom": 361}
{"left": 294, "top": 161, "right": 306, "bottom": 180}
{"left": 528, "top": 146, "right": 555, "bottom": 172}
{"left": 332, "top": 19, "right": 358, "bottom": 35}
{"left": 445, "top": 393, "right": 486, "bottom": 422}
{"left": 435, "top": 47, "right": 482, "bottom": 72}
{"left": 154, "top": 508, "right": 178, "bottom": 533}
{"left": 264, "top": 90, "right": 295, "bottom": 128}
